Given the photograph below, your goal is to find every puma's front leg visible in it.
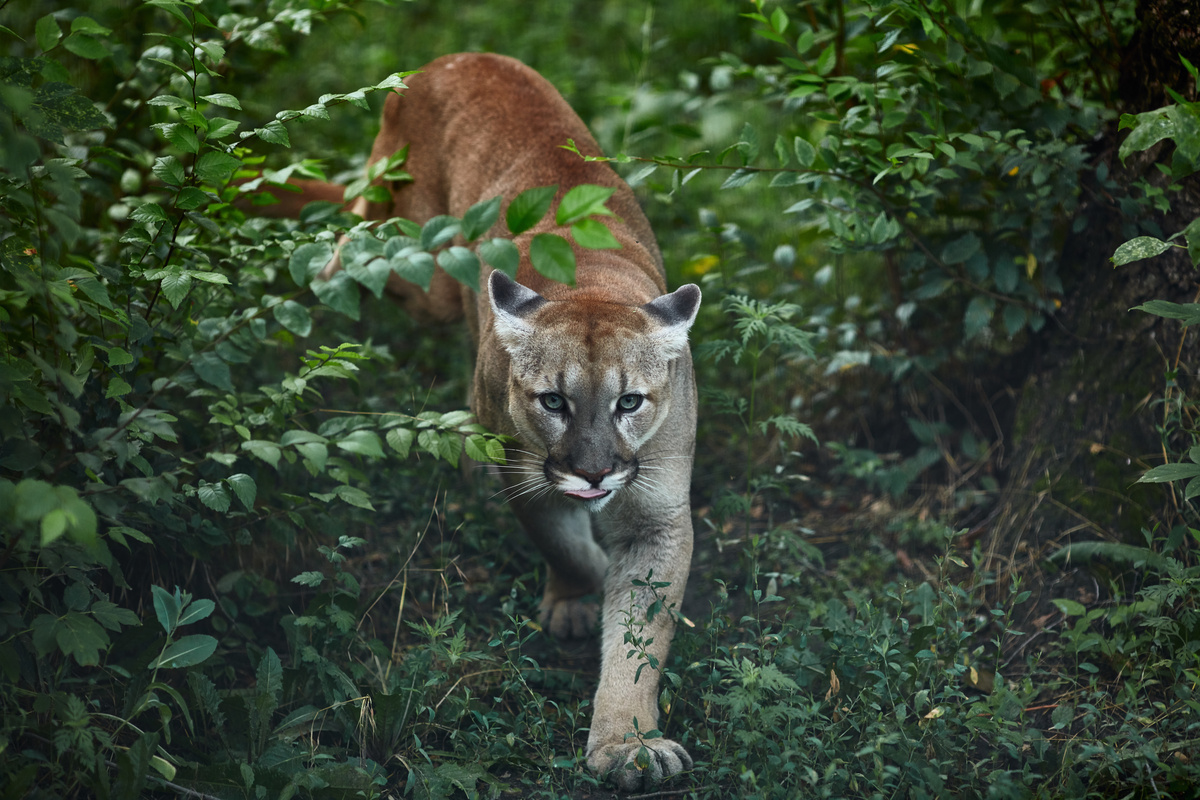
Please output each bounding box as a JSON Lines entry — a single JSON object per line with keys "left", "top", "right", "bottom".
{"left": 508, "top": 492, "right": 609, "bottom": 639}
{"left": 586, "top": 516, "right": 694, "bottom": 790}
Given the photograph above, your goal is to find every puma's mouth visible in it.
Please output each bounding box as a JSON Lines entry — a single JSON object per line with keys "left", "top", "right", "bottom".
{"left": 564, "top": 488, "right": 611, "bottom": 501}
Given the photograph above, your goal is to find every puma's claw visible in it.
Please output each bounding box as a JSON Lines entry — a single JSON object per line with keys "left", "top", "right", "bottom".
{"left": 588, "top": 738, "right": 693, "bottom": 792}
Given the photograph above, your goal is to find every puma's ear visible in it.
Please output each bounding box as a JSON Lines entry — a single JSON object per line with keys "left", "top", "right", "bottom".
{"left": 644, "top": 284, "right": 701, "bottom": 358}
{"left": 488, "top": 270, "right": 546, "bottom": 353}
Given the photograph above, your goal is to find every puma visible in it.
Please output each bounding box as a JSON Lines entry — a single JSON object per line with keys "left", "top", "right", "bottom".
{"left": 257, "top": 53, "right": 700, "bottom": 789}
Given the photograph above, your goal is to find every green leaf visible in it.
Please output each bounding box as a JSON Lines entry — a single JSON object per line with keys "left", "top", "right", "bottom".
{"left": 336, "top": 430, "right": 384, "bottom": 459}
{"left": 963, "top": 295, "right": 995, "bottom": 340}
{"left": 153, "top": 156, "right": 185, "bottom": 187}
{"left": 152, "top": 634, "right": 218, "bottom": 669}
{"left": 1118, "top": 109, "right": 1174, "bottom": 162}
{"left": 56, "top": 612, "right": 109, "bottom": 666}
{"left": 571, "top": 219, "right": 621, "bottom": 249}
{"left": 334, "top": 485, "right": 375, "bottom": 510}
{"left": 1130, "top": 299, "right": 1200, "bottom": 326}
{"left": 387, "top": 428, "right": 414, "bottom": 458}
{"left": 389, "top": 250, "right": 436, "bottom": 291}
{"left": 197, "top": 481, "right": 231, "bottom": 512}
{"left": 461, "top": 196, "right": 501, "bottom": 240}
{"left": 192, "top": 351, "right": 232, "bottom": 391}
{"left": 200, "top": 92, "right": 241, "bottom": 109}
{"left": 36, "top": 14, "right": 62, "bottom": 52}
{"left": 226, "top": 473, "right": 256, "bottom": 509}
{"left": 152, "top": 585, "right": 181, "bottom": 635}
{"left": 311, "top": 271, "right": 361, "bottom": 320}
{"left": 159, "top": 269, "right": 192, "bottom": 308}
{"left": 1137, "top": 462, "right": 1200, "bottom": 483}
{"left": 289, "top": 242, "right": 333, "bottom": 287}
{"left": 1051, "top": 598, "right": 1086, "bottom": 617}
{"left": 556, "top": 184, "right": 615, "bottom": 226}
{"left": 195, "top": 150, "right": 242, "bottom": 184}
{"left": 437, "top": 246, "right": 480, "bottom": 292}
{"left": 178, "top": 598, "right": 215, "bottom": 626}
{"left": 420, "top": 215, "right": 461, "bottom": 250}
{"left": 530, "top": 233, "right": 575, "bottom": 284}
{"left": 816, "top": 42, "right": 836, "bottom": 75}
{"left": 1112, "top": 236, "right": 1174, "bottom": 266}
{"left": 273, "top": 300, "right": 312, "bottom": 336}
{"left": 478, "top": 238, "right": 519, "bottom": 278}
{"left": 63, "top": 32, "right": 108, "bottom": 60}
{"left": 794, "top": 137, "right": 816, "bottom": 167}
{"left": 242, "top": 440, "right": 282, "bottom": 468}
{"left": 506, "top": 185, "right": 557, "bottom": 235}
{"left": 942, "top": 232, "right": 981, "bottom": 265}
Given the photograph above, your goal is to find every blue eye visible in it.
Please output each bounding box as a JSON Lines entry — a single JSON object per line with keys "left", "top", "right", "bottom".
{"left": 617, "top": 394, "right": 643, "bottom": 412}
{"left": 540, "top": 393, "right": 566, "bottom": 413}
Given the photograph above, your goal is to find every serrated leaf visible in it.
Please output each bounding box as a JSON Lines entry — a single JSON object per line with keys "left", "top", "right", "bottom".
{"left": 153, "top": 156, "right": 185, "bottom": 187}
{"left": 241, "top": 440, "right": 281, "bottom": 468}
{"left": 226, "top": 473, "right": 256, "bottom": 509}
{"left": 556, "top": 184, "right": 615, "bottom": 226}
{"left": 507, "top": 185, "right": 557, "bottom": 235}
{"left": 794, "top": 137, "right": 816, "bottom": 167}
{"left": 1111, "top": 236, "right": 1174, "bottom": 266}
{"left": 55, "top": 612, "right": 108, "bottom": 666}
{"left": 530, "top": 233, "right": 575, "bottom": 284}
{"left": 461, "top": 196, "right": 501, "bottom": 240}
{"left": 387, "top": 427, "right": 414, "bottom": 458}
{"left": 964, "top": 295, "right": 995, "bottom": 340}
{"left": 195, "top": 150, "right": 241, "bottom": 184}
{"left": 197, "top": 481, "right": 231, "bottom": 512}
{"left": 334, "top": 485, "right": 374, "bottom": 510}
{"left": 942, "top": 232, "right": 981, "bottom": 265}
{"left": 200, "top": 92, "right": 241, "bottom": 109}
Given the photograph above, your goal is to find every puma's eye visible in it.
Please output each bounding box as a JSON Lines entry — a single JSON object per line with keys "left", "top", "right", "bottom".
{"left": 616, "top": 394, "right": 644, "bottom": 413}
{"left": 540, "top": 393, "right": 567, "bottom": 413}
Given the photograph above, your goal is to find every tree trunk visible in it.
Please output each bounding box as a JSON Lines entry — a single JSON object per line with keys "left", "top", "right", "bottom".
{"left": 979, "top": 0, "right": 1200, "bottom": 602}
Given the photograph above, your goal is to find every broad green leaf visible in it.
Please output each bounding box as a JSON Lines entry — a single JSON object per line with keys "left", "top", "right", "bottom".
{"left": 438, "top": 246, "right": 480, "bottom": 291}
{"left": 311, "top": 271, "right": 361, "bottom": 320}
{"left": 273, "top": 300, "right": 312, "bottom": 336}
{"left": 159, "top": 269, "right": 192, "bottom": 308}
{"left": 1112, "top": 236, "right": 1174, "bottom": 266}
{"left": 197, "top": 481, "right": 231, "bottom": 512}
{"left": 152, "top": 634, "right": 218, "bottom": 668}
{"left": 242, "top": 440, "right": 282, "bottom": 468}
{"left": 1051, "top": 598, "right": 1086, "bottom": 617}
{"left": 571, "top": 218, "right": 621, "bottom": 250}
{"left": 336, "top": 430, "right": 384, "bottom": 459}
{"left": 530, "top": 233, "right": 575, "bottom": 284}
{"left": 226, "top": 473, "right": 256, "bottom": 509}
{"left": 152, "top": 585, "right": 181, "bottom": 635}
{"left": 420, "top": 215, "right": 461, "bottom": 250}
{"left": 36, "top": 14, "right": 62, "bottom": 52}
{"left": 55, "top": 611, "right": 108, "bottom": 666}
{"left": 387, "top": 427, "right": 414, "bottom": 458}
{"left": 478, "top": 238, "right": 519, "bottom": 278}
{"left": 200, "top": 92, "right": 241, "bottom": 109}
{"left": 389, "top": 250, "right": 436, "bottom": 291}
{"left": 1118, "top": 109, "right": 1174, "bottom": 162}
{"left": 963, "top": 294, "right": 995, "bottom": 340}
{"left": 942, "top": 232, "right": 981, "bottom": 265}
{"left": 63, "top": 32, "right": 108, "bottom": 60}
{"left": 289, "top": 242, "right": 334, "bottom": 287}
{"left": 191, "top": 351, "right": 232, "bottom": 391}
{"left": 153, "top": 156, "right": 185, "bottom": 187}
{"left": 195, "top": 151, "right": 241, "bottom": 184}
{"left": 462, "top": 196, "right": 501, "bottom": 240}
{"left": 816, "top": 42, "right": 836, "bottom": 75}
{"left": 506, "top": 185, "right": 557, "bottom": 236}
{"left": 334, "top": 485, "right": 375, "bottom": 510}
{"left": 556, "top": 184, "right": 615, "bottom": 226}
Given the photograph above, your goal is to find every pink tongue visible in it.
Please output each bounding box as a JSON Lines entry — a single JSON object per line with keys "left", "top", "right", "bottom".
{"left": 565, "top": 488, "right": 609, "bottom": 500}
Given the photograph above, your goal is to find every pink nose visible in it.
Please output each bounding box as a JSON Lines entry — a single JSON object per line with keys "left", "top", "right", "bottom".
{"left": 573, "top": 467, "right": 612, "bottom": 484}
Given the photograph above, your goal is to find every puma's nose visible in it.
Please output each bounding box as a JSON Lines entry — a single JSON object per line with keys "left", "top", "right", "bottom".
{"left": 573, "top": 466, "right": 612, "bottom": 485}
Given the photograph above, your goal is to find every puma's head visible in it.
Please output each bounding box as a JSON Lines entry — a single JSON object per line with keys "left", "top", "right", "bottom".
{"left": 488, "top": 271, "right": 700, "bottom": 512}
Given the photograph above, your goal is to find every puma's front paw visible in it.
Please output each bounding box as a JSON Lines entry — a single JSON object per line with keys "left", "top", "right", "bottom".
{"left": 587, "top": 737, "right": 693, "bottom": 792}
{"left": 538, "top": 594, "right": 599, "bottom": 638}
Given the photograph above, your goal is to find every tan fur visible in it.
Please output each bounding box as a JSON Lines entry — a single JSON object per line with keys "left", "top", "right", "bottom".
{"left": 280, "top": 54, "right": 699, "bottom": 790}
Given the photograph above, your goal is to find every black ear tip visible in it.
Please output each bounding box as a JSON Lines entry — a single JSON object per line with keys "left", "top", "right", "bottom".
{"left": 489, "top": 269, "right": 515, "bottom": 293}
